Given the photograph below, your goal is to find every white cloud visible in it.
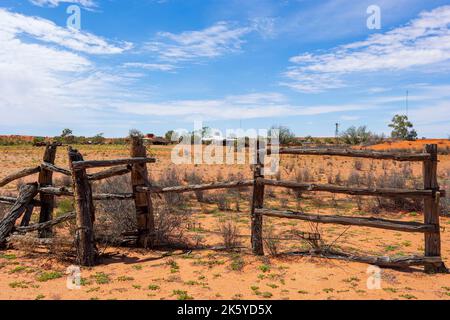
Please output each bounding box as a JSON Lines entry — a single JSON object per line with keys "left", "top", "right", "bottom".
{"left": 284, "top": 5, "right": 450, "bottom": 92}
{"left": 115, "top": 94, "right": 364, "bottom": 121}
{"left": 0, "top": 9, "right": 131, "bottom": 55}
{"left": 340, "top": 115, "right": 360, "bottom": 121}
{"left": 123, "top": 62, "right": 176, "bottom": 72}
{"left": 29, "top": 0, "right": 97, "bottom": 8}
{"left": 1, "top": 9, "right": 362, "bottom": 132}
{"left": 145, "top": 21, "right": 252, "bottom": 62}
{"left": 0, "top": 9, "right": 139, "bottom": 131}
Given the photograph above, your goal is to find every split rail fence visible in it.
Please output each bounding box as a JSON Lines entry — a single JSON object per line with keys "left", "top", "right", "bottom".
{"left": 0, "top": 140, "right": 447, "bottom": 273}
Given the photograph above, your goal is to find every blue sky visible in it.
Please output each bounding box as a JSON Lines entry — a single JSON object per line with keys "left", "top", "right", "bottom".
{"left": 0, "top": 0, "right": 450, "bottom": 137}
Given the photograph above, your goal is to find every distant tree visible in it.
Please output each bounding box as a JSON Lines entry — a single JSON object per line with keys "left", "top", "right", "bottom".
{"left": 389, "top": 114, "right": 417, "bottom": 141}
{"left": 269, "top": 125, "right": 296, "bottom": 145}
{"left": 32, "top": 136, "right": 46, "bottom": 146}
{"left": 201, "top": 126, "right": 212, "bottom": 138}
{"left": 60, "top": 128, "right": 74, "bottom": 144}
{"left": 61, "top": 128, "right": 73, "bottom": 137}
{"left": 128, "top": 129, "right": 143, "bottom": 139}
{"left": 340, "top": 126, "right": 372, "bottom": 145}
{"left": 165, "top": 130, "right": 174, "bottom": 141}
{"left": 91, "top": 133, "right": 105, "bottom": 145}
{"left": 165, "top": 130, "right": 181, "bottom": 143}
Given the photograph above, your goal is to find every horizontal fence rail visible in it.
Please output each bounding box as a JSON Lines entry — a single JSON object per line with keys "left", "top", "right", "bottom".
{"left": 258, "top": 178, "right": 445, "bottom": 199}
{"left": 267, "top": 147, "right": 432, "bottom": 162}
{"left": 0, "top": 196, "right": 41, "bottom": 207}
{"left": 15, "top": 211, "right": 76, "bottom": 233}
{"left": 137, "top": 180, "right": 253, "bottom": 194}
{"left": 72, "top": 157, "right": 156, "bottom": 170}
{"left": 40, "top": 162, "right": 71, "bottom": 176}
{"left": 87, "top": 165, "right": 132, "bottom": 181}
{"left": 256, "top": 208, "right": 438, "bottom": 233}
{"left": 0, "top": 166, "right": 41, "bottom": 188}
{"left": 292, "top": 252, "right": 443, "bottom": 268}
{"left": 38, "top": 187, "right": 134, "bottom": 201}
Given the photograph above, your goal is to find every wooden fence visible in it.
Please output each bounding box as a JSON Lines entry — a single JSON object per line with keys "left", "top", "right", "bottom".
{"left": 251, "top": 144, "right": 447, "bottom": 273}
{"left": 0, "top": 140, "right": 447, "bottom": 273}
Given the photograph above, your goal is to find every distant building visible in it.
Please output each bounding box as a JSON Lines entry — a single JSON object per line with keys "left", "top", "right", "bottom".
{"left": 143, "top": 133, "right": 170, "bottom": 145}
{"left": 201, "top": 132, "right": 237, "bottom": 145}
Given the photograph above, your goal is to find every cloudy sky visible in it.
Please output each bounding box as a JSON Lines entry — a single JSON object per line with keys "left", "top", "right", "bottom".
{"left": 0, "top": 0, "right": 450, "bottom": 137}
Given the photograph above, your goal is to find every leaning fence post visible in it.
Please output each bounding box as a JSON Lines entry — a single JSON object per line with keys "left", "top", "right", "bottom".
{"left": 251, "top": 138, "right": 265, "bottom": 255}
{"left": 38, "top": 142, "right": 58, "bottom": 237}
{"left": 423, "top": 144, "right": 446, "bottom": 273}
{"left": 0, "top": 183, "right": 39, "bottom": 247}
{"left": 68, "top": 147, "right": 96, "bottom": 266}
{"left": 130, "top": 137, "right": 155, "bottom": 248}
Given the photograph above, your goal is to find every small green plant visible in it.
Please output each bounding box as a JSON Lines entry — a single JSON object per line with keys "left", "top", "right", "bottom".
{"left": 148, "top": 284, "right": 160, "bottom": 291}
{"left": 167, "top": 260, "right": 180, "bottom": 273}
{"left": 35, "top": 294, "right": 45, "bottom": 300}
{"left": 323, "top": 288, "right": 334, "bottom": 293}
{"left": 9, "top": 265, "right": 28, "bottom": 274}
{"left": 37, "top": 271, "right": 63, "bottom": 282}
{"left": 80, "top": 278, "right": 92, "bottom": 286}
{"left": 343, "top": 277, "right": 360, "bottom": 283}
{"left": 401, "top": 241, "right": 412, "bottom": 247}
{"left": 384, "top": 245, "right": 398, "bottom": 252}
{"left": 93, "top": 272, "right": 111, "bottom": 285}
{"left": 259, "top": 264, "right": 271, "bottom": 273}
{"left": 132, "top": 265, "right": 143, "bottom": 271}
{"left": 261, "top": 292, "right": 273, "bottom": 298}
{"left": 250, "top": 285, "right": 261, "bottom": 296}
{"left": 383, "top": 288, "right": 398, "bottom": 293}
{"left": 0, "top": 254, "right": 17, "bottom": 260}
{"left": 9, "top": 281, "right": 29, "bottom": 288}
{"left": 230, "top": 255, "right": 245, "bottom": 271}
{"left": 298, "top": 290, "right": 308, "bottom": 294}
{"left": 117, "top": 276, "right": 134, "bottom": 282}
{"left": 55, "top": 199, "right": 74, "bottom": 217}
{"left": 173, "top": 290, "right": 193, "bottom": 300}
{"left": 267, "top": 283, "right": 278, "bottom": 289}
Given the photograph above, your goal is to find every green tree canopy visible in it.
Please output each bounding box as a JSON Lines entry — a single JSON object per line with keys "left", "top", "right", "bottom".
{"left": 340, "top": 126, "right": 372, "bottom": 145}
{"left": 61, "top": 128, "right": 73, "bottom": 137}
{"left": 388, "top": 115, "right": 417, "bottom": 141}
{"left": 269, "top": 125, "right": 296, "bottom": 145}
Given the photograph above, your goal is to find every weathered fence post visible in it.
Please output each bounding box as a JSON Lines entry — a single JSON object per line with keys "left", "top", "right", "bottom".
{"left": 251, "top": 138, "right": 265, "bottom": 255}
{"left": 20, "top": 204, "right": 35, "bottom": 227}
{"left": 0, "top": 183, "right": 38, "bottom": 247}
{"left": 130, "top": 137, "right": 155, "bottom": 248}
{"left": 423, "top": 144, "right": 447, "bottom": 273}
{"left": 38, "top": 142, "right": 58, "bottom": 237}
{"left": 68, "top": 148, "right": 96, "bottom": 266}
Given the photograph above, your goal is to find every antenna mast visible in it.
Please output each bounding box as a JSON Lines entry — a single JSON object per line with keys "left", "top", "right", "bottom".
{"left": 406, "top": 90, "right": 409, "bottom": 117}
